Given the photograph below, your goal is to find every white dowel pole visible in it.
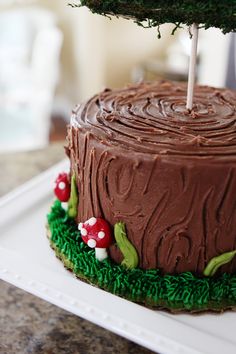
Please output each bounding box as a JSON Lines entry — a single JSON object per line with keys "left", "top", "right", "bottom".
{"left": 186, "top": 23, "right": 199, "bottom": 111}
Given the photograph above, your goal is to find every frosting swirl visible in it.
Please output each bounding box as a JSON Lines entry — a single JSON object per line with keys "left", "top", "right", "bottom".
{"left": 72, "top": 81, "right": 236, "bottom": 159}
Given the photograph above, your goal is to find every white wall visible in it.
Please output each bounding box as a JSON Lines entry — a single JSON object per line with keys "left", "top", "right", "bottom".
{"left": 35, "top": 2, "right": 174, "bottom": 102}
{"left": 198, "top": 28, "right": 230, "bottom": 88}
{"left": 67, "top": 7, "right": 174, "bottom": 101}
{"left": 1, "top": 1, "right": 231, "bottom": 103}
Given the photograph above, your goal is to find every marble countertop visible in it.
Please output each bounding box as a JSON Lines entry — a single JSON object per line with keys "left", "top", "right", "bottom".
{"left": 0, "top": 143, "right": 155, "bottom": 354}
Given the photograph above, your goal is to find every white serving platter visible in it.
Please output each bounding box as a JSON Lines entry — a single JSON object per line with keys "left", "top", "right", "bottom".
{"left": 0, "top": 160, "right": 236, "bottom": 354}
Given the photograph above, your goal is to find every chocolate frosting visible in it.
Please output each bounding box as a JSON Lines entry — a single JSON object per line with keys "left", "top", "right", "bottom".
{"left": 68, "top": 81, "right": 236, "bottom": 274}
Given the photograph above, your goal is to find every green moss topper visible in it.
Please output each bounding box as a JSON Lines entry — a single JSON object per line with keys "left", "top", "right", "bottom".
{"left": 47, "top": 200, "right": 236, "bottom": 312}
{"left": 69, "top": 0, "right": 236, "bottom": 34}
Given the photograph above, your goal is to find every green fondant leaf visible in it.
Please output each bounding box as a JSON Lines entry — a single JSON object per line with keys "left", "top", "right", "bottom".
{"left": 67, "top": 173, "right": 78, "bottom": 218}
{"left": 203, "top": 250, "right": 236, "bottom": 277}
{"left": 114, "top": 222, "right": 139, "bottom": 269}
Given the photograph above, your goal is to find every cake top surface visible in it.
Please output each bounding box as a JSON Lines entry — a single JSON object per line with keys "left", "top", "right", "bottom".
{"left": 72, "top": 81, "right": 236, "bottom": 161}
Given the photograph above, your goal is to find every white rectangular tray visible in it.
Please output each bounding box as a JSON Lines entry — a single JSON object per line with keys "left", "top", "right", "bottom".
{"left": 0, "top": 160, "right": 236, "bottom": 354}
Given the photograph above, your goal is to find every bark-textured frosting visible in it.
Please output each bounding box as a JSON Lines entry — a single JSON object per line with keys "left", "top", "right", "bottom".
{"left": 67, "top": 81, "right": 236, "bottom": 274}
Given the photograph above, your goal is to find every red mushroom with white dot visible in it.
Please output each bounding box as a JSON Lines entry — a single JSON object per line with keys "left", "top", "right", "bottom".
{"left": 78, "top": 217, "right": 113, "bottom": 261}
{"left": 54, "top": 173, "right": 71, "bottom": 208}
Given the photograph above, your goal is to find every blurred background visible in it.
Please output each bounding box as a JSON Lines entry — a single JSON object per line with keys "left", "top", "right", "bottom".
{"left": 0, "top": 0, "right": 234, "bottom": 153}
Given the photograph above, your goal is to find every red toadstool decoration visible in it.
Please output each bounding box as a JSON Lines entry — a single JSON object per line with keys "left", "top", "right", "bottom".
{"left": 54, "top": 173, "right": 71, "bottom": 202}
{"left": 78, "top": 217, "right": 113, "bottom": 261}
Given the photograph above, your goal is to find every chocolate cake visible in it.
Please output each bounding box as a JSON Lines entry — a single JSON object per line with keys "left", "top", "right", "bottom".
{"left": 68, "top": 80, "right": 236, "bottom": 274}
{"left": 47, "top": 80, "right": 236, "bottom": 312}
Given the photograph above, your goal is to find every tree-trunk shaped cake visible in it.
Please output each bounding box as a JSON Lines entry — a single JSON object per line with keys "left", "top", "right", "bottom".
{"left": 48, "top": 1, "right": 236, "bottom": 312}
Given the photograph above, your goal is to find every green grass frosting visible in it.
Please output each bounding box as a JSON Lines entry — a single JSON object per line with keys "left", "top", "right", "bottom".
{"left": 47, "top": 200, "right": 236, "bottom": 312}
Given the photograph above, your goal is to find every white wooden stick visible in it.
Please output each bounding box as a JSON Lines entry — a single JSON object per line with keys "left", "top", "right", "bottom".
{"left": 186, "top": 23, "right": 199, "bottom": 110}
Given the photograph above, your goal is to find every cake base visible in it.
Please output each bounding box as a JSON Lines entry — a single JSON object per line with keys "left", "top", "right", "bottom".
{"left": 47, "top": 201, "right": 236, "bottom": 313}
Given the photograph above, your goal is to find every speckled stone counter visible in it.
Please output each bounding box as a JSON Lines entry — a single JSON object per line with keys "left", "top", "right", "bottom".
{"left": 0, "top": 143, "right": 155, "bottom": 354}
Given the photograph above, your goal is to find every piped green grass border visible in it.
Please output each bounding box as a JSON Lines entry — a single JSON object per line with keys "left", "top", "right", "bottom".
{"left": 47, "top": 200, "right": 236, "bottom": 313}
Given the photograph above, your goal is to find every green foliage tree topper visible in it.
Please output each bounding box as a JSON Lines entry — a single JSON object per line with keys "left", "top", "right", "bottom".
{"left": 70, "top": 1, "right": 236, "bottom": 34}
